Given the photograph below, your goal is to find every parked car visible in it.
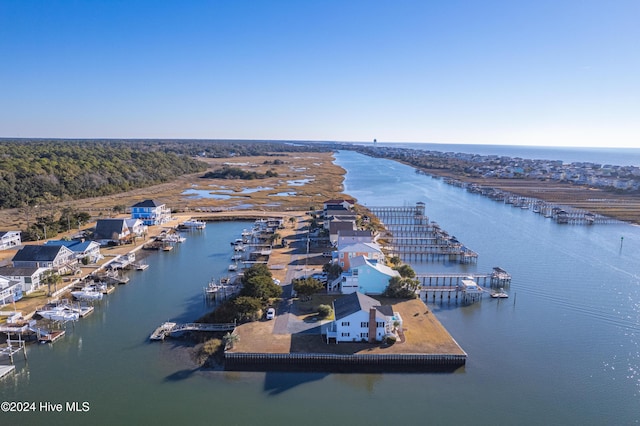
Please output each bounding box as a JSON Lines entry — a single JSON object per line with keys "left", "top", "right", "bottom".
{"left": 266, "top": 308, "right": 276, "bottom": 320}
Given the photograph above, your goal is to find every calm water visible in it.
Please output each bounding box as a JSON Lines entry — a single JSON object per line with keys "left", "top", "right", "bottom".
{"left": 2, "top": 151, "right": 639, "bottom": 425}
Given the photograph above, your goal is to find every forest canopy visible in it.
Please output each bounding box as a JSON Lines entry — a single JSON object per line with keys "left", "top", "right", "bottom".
{"left": 0, "top": 139, "right": 331, "bottom": 209}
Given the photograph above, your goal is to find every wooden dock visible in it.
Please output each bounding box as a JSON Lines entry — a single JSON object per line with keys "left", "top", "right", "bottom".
{"left": 369, "top": 203, "right": 478, "bottom": 264}
{"left": 0, "top": 364, "right": 16, "bottom": 379}
{"left": 150, "top": 321, "right": 236, "bottom": 341}
{"left": 417, "top": 267, "right": 512, "bottom": 287}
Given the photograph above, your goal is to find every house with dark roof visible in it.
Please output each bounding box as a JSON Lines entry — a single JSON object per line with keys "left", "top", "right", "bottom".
{"left": 94, "top": 219, "right": 131, "bottom": 245}
{"left": 0, "top": 231, "right": 21, "bottom": 251}
{"left": 11, "top": 245, "right": 76, "bottom": 274}
{"left": 45, "top": 239, "right": 103, "bottom": 263}
{"left": 130, "top": 199, "right": 171, "bottom": 226}
{"left": 329, "top": 221, "right": 356, "bottom": 246}
{"left": 325, "top": 292, "right": 402, "bottom": 343}
{"left": 323, "top": 199, "right": 355, "bottom": 211}
{"left": 0, "top": 265, "right": 49, "bottom": 294}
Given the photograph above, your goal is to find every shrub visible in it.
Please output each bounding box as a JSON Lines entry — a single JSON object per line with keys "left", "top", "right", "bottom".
{"left": 317, "top": 304, "right": 332, "bottom": 318}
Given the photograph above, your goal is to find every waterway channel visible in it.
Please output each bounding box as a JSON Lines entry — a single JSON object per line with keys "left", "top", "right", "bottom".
{"left": 1, "top": 150, "right": 639, "bottom": 425}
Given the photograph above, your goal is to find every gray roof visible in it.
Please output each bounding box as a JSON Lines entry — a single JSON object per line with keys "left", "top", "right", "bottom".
{"left": 0, "top": 266, "right": 42, "bottom": 277}
{"left": 94, "top": 219, "right": 128, "bottom": 240}
{"left": 338, "top": 230, "right": 373, "bottom": 238}
{"left": 12, "top": 245, "right": 65, "bottom": 262}
{"left": 333, "top": 292, "right": 392, "bottom": 320}
{"left": 131, "top": 199, "right": 163, "bottom": 208}
{"left": 329, "top": 221, "right": 355, "bottom": 234}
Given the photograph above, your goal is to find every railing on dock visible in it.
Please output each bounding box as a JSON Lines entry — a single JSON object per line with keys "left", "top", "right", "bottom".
{"left": 369, "top": 204, "right": 478, "bottom": 264}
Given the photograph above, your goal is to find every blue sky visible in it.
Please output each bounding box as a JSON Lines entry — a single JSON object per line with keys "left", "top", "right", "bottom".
{"left": 1, "top": 1, "right": 638, "bottom": 147}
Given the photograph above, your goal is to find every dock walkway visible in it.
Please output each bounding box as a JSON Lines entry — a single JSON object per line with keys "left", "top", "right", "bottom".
{"left": 150, "top": 321, "right": 236, "bottom": 341}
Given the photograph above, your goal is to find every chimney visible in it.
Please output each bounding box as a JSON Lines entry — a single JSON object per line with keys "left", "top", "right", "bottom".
{"left": 368, "top": 308, "right": 377, "bottom": 343}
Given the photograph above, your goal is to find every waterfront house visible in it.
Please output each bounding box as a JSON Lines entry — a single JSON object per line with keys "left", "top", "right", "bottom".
{"left": 329, "top": 221, "right": 356, "bottom": 246}
{"left": 335, "top": 255, "right": 400, "bottom": 294}
{"left": 0, "top": 231, "right": 21, "bottom": 251}
{"left": 323, "top": 199, "right": 355, "bottom": 211}
{"left": 130, "top": 199, "right": 171, "bottom": 226}
{"left": 0, "top": 266, "right": 49, "bottom": 294}
{"left": 11, "top": 245, "right": 77, "bottom": 274}
{"left": 325, "top": 292, "right": 402, "bottom": 343}
{"left": 336, "top": 229, "right": 374, "bottom": 248}
{"left": 337, "top": 242, "right": 385, "bottom": 271}
{"left": 125, "top": 218, "right": 147, "bottom": 237}
{"left": 0, "top": 274, "right": 23, "bottom": 305}
{"left": 45, "top": 239, "right": 103, "bottom": 264}
{"left": 94, "top": 218, "right": 131, "bottom": 245}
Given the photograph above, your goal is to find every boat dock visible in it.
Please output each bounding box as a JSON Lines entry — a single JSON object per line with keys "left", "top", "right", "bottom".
{"left": 417, "top": 267, "right": 512, "bottom": 287}
{"left": 0, "top": 364, "right": 15, "bottom": 379}
{"left": 369, "top": 203, "right": 478, "bottom": 263}
{"left": 150, "top": 321, "right": 236, "bottom": 341}
{"left": 0, "top": 337, "right": 28, "bottom": 364}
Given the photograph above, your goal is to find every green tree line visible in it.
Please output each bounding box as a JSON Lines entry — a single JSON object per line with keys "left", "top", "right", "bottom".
{"left": 0, "top": 139, "right": 335, "bottom": 210}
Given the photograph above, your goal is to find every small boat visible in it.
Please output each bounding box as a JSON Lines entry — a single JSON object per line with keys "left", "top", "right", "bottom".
{"left": 71, "top": 288, "right": 104, "bottom": 301}
{"left": 231, "top": 254, "right": 243, "bottom": 261}
{"left": 491, "top": 291, "right": 509, "bottom": 298}
{"left": 178, "top": 220, "right": 206, "bottom": 230}
{"left": 36, "top": 306, "right": 80, "bottom": 322}
{"left": 228, "top": 264, "right": 238, "bottom": 271}
{"left": 150, "top": 322, "right": 177, "bottom": 341}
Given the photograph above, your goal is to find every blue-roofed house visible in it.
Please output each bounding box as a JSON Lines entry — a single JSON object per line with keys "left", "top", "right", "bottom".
{"left": 130, "top": 199, "right": 171, "bottom": 226}
{"left": 325, "top": 292, "right": 402, "bottom": 343}
{"left": 45, "top": 239, "right": 102, "bottom": 264}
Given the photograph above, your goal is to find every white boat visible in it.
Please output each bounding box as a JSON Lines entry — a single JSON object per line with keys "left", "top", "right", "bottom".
{"left": 36, "top": 306, "right": 80, "bottom": 322}
{"left": 228, "top": 264, "right": 238, "bottom": 271}
{"left": 71, "top": 288, "right": 104, "bottom": 301}
{"left": 231, "top": 254, "right": 243, "bottom": 261}
{"left": 491, "top": 291, "right": 509, "bottom": 298}
{"left": 179, "top": 220, "right": 206, "bottom": 230}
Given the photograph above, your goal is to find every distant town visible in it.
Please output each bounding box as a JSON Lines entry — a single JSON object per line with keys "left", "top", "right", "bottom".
{"left": 353, "top": 145, "right": 640, "bottom": 192}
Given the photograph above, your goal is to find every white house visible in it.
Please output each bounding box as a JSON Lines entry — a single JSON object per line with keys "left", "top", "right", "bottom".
{"left": 0, "top": 266, "right": 49, "bottom": 294}
{"left": 125, "top": 218, "right": 147, "bottom": 237}
{"left": 94, "top": 219, "right": 131, "bottom": 245}
{"left": 0, "top": 231, "right": 21, "bottom": 251}
{"left": 325, "top": 292, "right": 402, "bottom": 343}
{"left": 337, "top": 242, "right": 385, "bottom": 271}
{"left": 335, "top": 255, "right": 400, "bottom": 295}
{"left": 0, "top": 274, "right": 23, "bottom": 305}
{"left": 12, "top": 245, "right": 77, "bottom": 274}
{"left": 130, "top": 199, "right": 171, "bottom": 226}
{"left": 329, "top": 221, "right": 356, "bottom": 246}
{"left": 45, "top": 239, "right": 103, "bottom": 264}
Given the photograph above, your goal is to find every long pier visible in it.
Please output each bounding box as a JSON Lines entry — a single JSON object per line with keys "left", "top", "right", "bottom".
{"left": 369, "top": 203, "right": 478, "bottom": 264}
{"left": 417, "top": 267, "right": 512, "bottom": 287}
